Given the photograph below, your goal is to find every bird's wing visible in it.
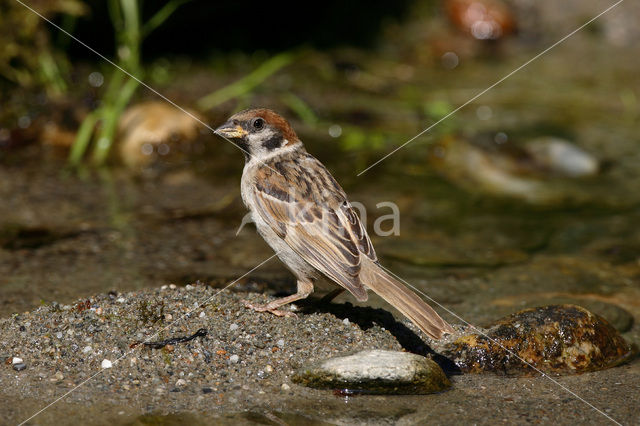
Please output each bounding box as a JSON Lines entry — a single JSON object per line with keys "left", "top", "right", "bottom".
{"left": 250, "top": 156, "right": 376, "bottom": 301}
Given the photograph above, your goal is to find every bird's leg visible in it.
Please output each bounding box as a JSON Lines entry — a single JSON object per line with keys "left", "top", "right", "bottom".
{"left": 243, "top": 278, "right": 314, "bottom": 318}
{"left": 320, "top": 288, "right": 344, "bottom": 303}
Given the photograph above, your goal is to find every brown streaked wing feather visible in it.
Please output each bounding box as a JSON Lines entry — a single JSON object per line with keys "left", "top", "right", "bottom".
{"left": 251, "top": 158, "right": 374, "bottom": 301}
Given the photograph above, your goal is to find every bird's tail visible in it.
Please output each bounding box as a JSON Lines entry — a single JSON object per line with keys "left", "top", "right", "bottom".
{"left": 361, "top": 261, "right": 455, "bottom": 340}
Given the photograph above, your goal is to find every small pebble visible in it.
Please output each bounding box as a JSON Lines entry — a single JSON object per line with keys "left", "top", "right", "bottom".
{"left": 116, "top": 298, "right": 126, "bottom": 303}
{"left": 343, "top": 318, "right": 350, "bottom": 325}
{"left": 169, "top": 284, "right": 176, "bottom": 289}
{"left": 202, "top": 387, "right": 213, "bottom": 394}
{"left": 52, "top": 371, "right": 64, "bottom": 381}
{"left": 199, "top": 311, "right": 206, "bottom": 318}
{"left": 55, "top": 332, "right": 63, "bottom": 339}
{"left": 281, "top": 383, "right": 290, "bottom": 391}
{"left": 101, "top": 359, "right": 113, "bottom": 369}
{"left": 175, "top": 379, "right": 187, "bottom": 387}
{"left": 276, "top": 339, "right": 285, "bottom": 348}
{"left": 13, "top": 363, "right": 26, "bottom": 371}
{"left": 11, "top": 357, "right": 23, "bottom": 365}
{"left": 229, "top": 354, "right": 239, "bottom": 364}
{"left": 265, "top": 365, "right": 273, "bottom": 373}
{"left": 83, "top": 346, "right": 92, "bottom": 354}
{"left": 229, "top": 323, "right": 239, "bottom": 331}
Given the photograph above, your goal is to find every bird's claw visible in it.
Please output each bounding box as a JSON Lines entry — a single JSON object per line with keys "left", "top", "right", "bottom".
{"left": 242, "top": 300, "right": 297, "bottom": 318}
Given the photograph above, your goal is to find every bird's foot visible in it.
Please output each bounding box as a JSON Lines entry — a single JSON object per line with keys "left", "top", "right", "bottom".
{"left": 242, "top": 300, "right": 297, "bottom": 318}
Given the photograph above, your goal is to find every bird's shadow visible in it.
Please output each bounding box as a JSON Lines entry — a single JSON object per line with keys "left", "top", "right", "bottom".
{"left": 296, "top": 297, "right": 460, "bottom": 375}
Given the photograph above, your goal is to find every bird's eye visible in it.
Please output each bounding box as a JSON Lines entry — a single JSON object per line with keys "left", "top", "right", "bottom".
{"left": 252, "top": 118, "right": 265, "bottom": 130}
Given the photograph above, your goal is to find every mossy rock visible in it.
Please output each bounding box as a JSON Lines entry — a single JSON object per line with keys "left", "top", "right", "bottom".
{"left": 440, "top": 304, "right": 636, "bottom": 375}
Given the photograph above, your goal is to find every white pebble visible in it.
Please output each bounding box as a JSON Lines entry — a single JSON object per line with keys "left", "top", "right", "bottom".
{"left": 161, "top": 285, "right": 168, "bottom": 290}
{"left": 101, "top": 359, "right": 113, "bottom": 369}
{"left": 276, "top": 339, "right": 285, "bottom": 348}
{"left": 343, "top": 318, "right": 350, "bottom": 325}
{"left": 175, "top": 379, "right": 187, "bottom": 387}
{"left": 281, "top": 383, "right": 290, "bottom": 391}
{"left": 83, "top": 346, "right": 92, "bottom": 353}
{"left": 169, "top": 284, "right": 177, "bottom": 289}
{"left": 199, "top": 311, "right": 206, "bottom": 318}
{"left": 55, "top": 332, "right": 63, "bottom": 339}
{"left": 229, "top": 323, "right": 239, "bottom": 331}
{"left": 229, "top": 354, "right": 239, "bottom": 363}
{"left": 116, "top": 297, "right": 126, "bottom": 303}
{"left": 11, "top": 357, "right": 23, "bottom": 365}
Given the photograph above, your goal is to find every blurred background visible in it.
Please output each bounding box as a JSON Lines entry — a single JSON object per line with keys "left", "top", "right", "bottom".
{"left": 1, "top": 0, "right": 639, "bottom": 343}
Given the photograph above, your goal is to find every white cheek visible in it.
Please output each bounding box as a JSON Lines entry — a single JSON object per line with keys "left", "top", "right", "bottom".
{"left": 248, "top": 129, "right": 276, "bottom": 156}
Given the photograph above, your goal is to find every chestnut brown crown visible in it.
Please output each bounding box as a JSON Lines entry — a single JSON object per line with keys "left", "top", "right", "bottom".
{"left": 214, "top": 108, "right": 300, "bottom": 159}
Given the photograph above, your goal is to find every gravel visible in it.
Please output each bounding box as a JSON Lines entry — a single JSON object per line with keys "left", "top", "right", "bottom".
{"left": 0, "top": 284, "right": 403, "bottom": 413}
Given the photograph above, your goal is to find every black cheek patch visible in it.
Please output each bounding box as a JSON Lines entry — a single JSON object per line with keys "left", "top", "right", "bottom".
{"left": 262, "top": 135, "right": 283, "bottom": 151}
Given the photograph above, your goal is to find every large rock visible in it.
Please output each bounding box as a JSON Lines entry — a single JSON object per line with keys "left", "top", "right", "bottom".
{"left": 434, "top": 305, "right": 636, "bottom": 375}
{"left": 293, "top": 350, "right": 451, "bottom": 394}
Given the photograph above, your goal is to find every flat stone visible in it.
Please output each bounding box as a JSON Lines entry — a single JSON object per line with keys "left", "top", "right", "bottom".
{"left": 292, "top": 350, "right": 450, "bottom": 394}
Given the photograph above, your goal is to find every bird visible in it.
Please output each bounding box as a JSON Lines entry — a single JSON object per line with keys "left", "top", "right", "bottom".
{"left": 214, "top": 108, "right": 454, "bottom": 339}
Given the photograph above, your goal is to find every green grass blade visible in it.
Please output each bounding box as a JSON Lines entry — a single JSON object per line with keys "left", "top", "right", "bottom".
{"left": 142, "top": 0, "right": 191, "bottom": 38}
{"left": 197, "top": 52, "right": 294, "bottom": 110}
{"left": 69, "top": 111, "right": 99, "bottom": 166}
{"left": 280, "top": 93, "right": 318, "bottom": 125}
{"left": 92, "top": 77, "right": 141, "bottom": 165}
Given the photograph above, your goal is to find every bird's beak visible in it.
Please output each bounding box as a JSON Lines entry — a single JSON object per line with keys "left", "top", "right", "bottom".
{"left": 214, "top": 121, "right": 247, "bottom": 139}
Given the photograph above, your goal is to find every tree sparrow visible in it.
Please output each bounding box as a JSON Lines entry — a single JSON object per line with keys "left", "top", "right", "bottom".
{"left": 215, "top": 109, "right": 454, "bottom": 339}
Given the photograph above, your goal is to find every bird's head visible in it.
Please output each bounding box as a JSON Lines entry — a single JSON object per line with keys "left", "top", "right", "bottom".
{"left": 214, "top": 108, "right": 301, "bottom": 160}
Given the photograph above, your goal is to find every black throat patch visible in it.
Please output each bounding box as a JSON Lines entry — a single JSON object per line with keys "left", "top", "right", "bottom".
{"left": 236, "top": 140, "right": 251, "bottom": 161}
{"left": 262, "top": 135, "right": 284, "bottom": 151}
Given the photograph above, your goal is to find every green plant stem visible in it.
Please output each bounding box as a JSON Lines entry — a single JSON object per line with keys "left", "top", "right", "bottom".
{"left": 280, "top": 93, "right": 318, "bottom": 125}
{"left": 92, "top": 77, "right": 140, "bottom": 164}
{"left": 197, "top": 52, "right": 294, "bottom": 110}
{"left": 38, "top": 51, "right": 67, "bottom": 96}
{"left": 69, "top": 111, "right": 99, "bottom": 165}
{"left": 68, "top": 0, "right": 188, "bottom": 167}
{"left": 142, "top": 0, "right": 191, "bottom": 37}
